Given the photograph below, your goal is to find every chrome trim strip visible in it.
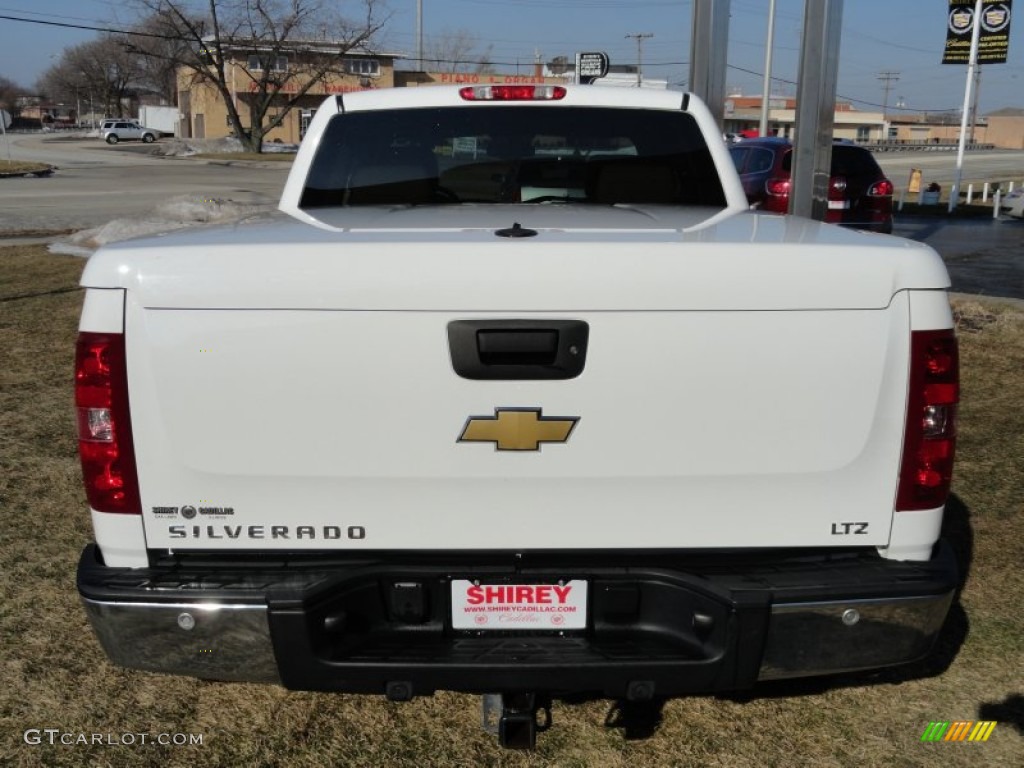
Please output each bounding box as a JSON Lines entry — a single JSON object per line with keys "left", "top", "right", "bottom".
{"left": 758, "top": 592, "right": 954, "bottom": 681}
{"left": 81, "top": 598, "right": 280, "bottom": 684}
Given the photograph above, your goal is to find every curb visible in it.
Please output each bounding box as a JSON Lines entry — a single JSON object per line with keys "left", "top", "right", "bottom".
{"left": 0, "top": 165, "right": 55, "bottom": 179}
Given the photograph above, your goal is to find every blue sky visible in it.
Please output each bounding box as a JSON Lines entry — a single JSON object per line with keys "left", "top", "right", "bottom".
{"left": 1, "top": 0, "right": 1022, "bottom": 114}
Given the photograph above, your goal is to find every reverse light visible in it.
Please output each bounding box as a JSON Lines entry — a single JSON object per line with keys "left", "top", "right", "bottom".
{"left": 869, "top": 179, "right": 894, "bottom": 197}
{"left": 75, "top": 332, "right": 141, "bottom": 514}
{"left": 765, "top": 178, "right": 790, "bottom": 197}
{"left": 896, "top": 329, "right": 959, "bottom": 511}
{"left": 459, "top": 85, "right": 567, "bottom": 101}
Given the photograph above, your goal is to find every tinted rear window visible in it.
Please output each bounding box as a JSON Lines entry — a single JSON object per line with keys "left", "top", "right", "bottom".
{"left": 780, "top": 145, "right": 882, "bottom": 178}
{"left": 830, "top": 145, "right": 883, "bottom": 178}
{"left": 301, "top": 106, "right": 726, "bottom": 209}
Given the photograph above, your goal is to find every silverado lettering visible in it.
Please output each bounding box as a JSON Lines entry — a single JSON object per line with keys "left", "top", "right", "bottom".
{"left": 167, "top": 525, "right": 361, "bottom": 540}
{"left": 75, "top": 85, "right": 959, "bottom": 749}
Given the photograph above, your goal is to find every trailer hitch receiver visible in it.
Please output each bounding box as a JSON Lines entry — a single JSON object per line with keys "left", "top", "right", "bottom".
{"left": 482, "top": 693, "right": 552, "bottom": 750}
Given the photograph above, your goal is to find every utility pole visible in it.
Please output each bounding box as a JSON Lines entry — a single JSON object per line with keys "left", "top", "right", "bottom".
{"left": 969, "top": 65, "right": 982, "bottom": 142}
{"left": 625, "top": 33, "right": 653, "bottom": 87}
{"left": 877, "top": 70, "right": 899, "bottom": 126}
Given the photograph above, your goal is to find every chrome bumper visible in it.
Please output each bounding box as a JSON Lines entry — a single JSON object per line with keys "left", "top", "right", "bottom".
{"left": 758, "top": 592, "right": 954, "bottom": 680}
{"left": 78, "top": 543, "right": 957, "bottom": 693}
{"left": 81, "top": 598, "right": 280, "bottom": 684}
{"left": 82, "top": 591, "right": 954, "bottom": 686}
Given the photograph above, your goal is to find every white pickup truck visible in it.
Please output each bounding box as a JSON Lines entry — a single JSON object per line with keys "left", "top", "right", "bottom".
{"left": 75, "top": 85, "right": 959, "bottom": 748}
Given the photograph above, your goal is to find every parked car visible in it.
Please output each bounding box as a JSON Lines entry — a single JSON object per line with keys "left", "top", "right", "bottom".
{"left": 99, "top": 118, "right": 140, "bottom": 132}
{"left": 999, "top": 186, "right": 1024, "bottom": 219}
{"left": 102, "top": 121, "right": 158, "bottom": 144}
{"left": 729, "top": 137, "right": 894, "bottom": 233}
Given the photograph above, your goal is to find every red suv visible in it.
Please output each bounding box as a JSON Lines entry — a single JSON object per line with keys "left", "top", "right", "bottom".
{"left": 729, "top": 137, "right": 894, "bottom": 233}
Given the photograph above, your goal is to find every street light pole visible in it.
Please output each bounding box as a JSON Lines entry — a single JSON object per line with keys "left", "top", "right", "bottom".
{"left": 950, "top": 0, "right": 984, "bottom": 212}
{"left": 416, "top": 0, "right": 424, "bottom": 71}
{"left": 759, "top": 0, "right": 777, "bottom": 137}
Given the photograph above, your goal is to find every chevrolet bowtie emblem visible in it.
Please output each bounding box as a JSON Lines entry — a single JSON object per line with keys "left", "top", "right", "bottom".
{"left": 458, "top": 408, "right": 579, "bottom": 451}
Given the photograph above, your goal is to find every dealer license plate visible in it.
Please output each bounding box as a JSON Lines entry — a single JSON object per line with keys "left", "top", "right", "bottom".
{"left": 450, "top": 580, "right": 588, "bottom": 630}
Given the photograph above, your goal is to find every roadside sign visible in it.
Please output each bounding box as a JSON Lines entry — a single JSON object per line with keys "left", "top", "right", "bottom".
{"left": 1, "top": 109, "right": 11, "bottom": 130}
{"left": 943, "top": 0, "right": 1013, "bottom": 64}
{"left": 908, "top": 169, "right": 922, "bottom": 193}
{"left": 575, "top": 52, "right": 609, "bottom": 84}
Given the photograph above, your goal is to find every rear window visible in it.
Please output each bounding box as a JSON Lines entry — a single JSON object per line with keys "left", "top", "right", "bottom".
{"left": 830, "top": 145, "right": 883, "bottom": 178}
{"left": 730, "top": 146, "right": 775, "bottom": 174}
{"left": 779, "top": 145, "right": 882, "bottom": 178}
{"left": 300, "top": 106, "right": 726, "bottom": 209}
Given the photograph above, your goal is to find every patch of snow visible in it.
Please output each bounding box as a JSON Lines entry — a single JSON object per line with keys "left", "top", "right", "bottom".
{"left": 152, "top": 137, "right": 297, "bottom": 156}
{"left": 49, "top": 193, "right": 275, "bottom": 255}
{"left": 262, "top": 142, "right": 299, "bottom": 153}
{"left": 155, "top": 137, "right": 246, "bottom": 157}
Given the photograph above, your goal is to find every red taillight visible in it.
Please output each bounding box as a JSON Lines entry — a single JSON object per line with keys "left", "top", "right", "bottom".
{"left": 75, "top": 332, "right": 140, "bottom": 514}
{"left": 896, "top": 330, "right": 959, "bottom": 511}
{"left": 869, "top": 179, "right": 894, "bottom": 197}
{"left": 459, "top": 85, "right": 567, "bottom": 101}
{"left": 765, "top": 178, "right": 790, "bottom": 197}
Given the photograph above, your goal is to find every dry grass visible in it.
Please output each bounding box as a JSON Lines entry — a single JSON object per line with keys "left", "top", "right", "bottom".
{"left": 1, "top": 246, "right": 1021, "bottom": 767}
{"left": 0, "top": 161, "right": 53, "bottom": 176}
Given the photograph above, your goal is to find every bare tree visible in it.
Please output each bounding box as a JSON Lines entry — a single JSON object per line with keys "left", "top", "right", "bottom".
{"left": 423, "top": 28, "right": 494, "bottom": 74}
{"left": 37, "top": 37, "right": 143, "bottom": 120}
{"left": 135, "top": 0, "right": 388, "bottom": 152}
{"left": 123, "top": 15, "right": 194, "bottom": 104}
{"left": 0, "top": 76, "right": 28, "bottom": 113}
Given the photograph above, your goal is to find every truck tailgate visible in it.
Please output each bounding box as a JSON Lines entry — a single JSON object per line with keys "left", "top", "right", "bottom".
{"left": 87, "top": 216, "right": 942, "bottom": 553}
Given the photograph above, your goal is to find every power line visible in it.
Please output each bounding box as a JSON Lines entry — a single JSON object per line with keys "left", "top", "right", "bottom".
{"left": 0, "top": 12, "right": 179, "bottom": 40}
{"left": 0, "top": 5, "right": 115, "bottom": 25}
{"left": 726, "top": 63, "right": 958, "bottom": 114}
{"left": 0, "top": 10, "right": 968, "bottom": 112}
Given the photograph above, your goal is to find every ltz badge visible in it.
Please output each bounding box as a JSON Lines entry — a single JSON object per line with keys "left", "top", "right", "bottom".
{"left": 458, "top": 408, "right": 578, "bottom": 451}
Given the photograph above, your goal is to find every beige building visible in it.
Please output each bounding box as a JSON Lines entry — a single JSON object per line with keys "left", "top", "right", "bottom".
{"left": 723, "top": 96, "right": 887, "bottom": 142}
{"left": 984, "top": 108, "right": 1024, "bottom": 149}
{"left": 886, "top": 114, "right": 989, "bottom": 145}
{"left": 724, "top": 95, "right": 1024, "bottom": 149}
{"left": 176, "top": 41, "right": 400, "bottom": 143}
{"left": 177, "top": 46, "right": 576, "bottom": 143}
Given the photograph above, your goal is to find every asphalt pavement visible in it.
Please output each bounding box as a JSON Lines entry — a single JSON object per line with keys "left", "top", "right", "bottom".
{"left": 0, "top": 134, "right": 288, "bottom": 232}
{"left": 893, "top": 215, "right": 1024, "bottom": 301}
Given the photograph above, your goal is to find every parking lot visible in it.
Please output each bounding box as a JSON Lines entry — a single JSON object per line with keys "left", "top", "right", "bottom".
{"left": 0, "top": 135, "right": 288, "bottom": 232}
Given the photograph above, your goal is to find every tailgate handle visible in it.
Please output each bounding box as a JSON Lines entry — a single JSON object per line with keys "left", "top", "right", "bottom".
{"left": 448, "top": 320, "right": 589, "bottom": 380}
{"left": 478, "top": 329, "right": 558, "bottom": 365}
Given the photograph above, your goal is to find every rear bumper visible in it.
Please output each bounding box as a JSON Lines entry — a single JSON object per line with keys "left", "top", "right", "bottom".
{"left": 78, "top": 544, "right": 956, "bottom": 699}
